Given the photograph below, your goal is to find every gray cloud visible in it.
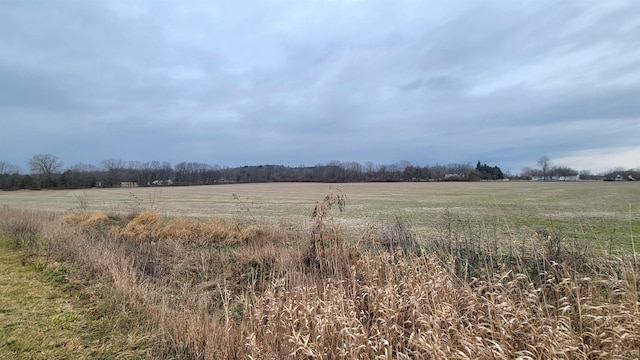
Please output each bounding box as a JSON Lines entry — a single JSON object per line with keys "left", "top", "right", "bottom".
{"left": 1, "top": 0, "right": 639, "bottom": 174}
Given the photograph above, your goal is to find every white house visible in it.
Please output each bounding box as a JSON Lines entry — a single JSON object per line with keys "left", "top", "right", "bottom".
{"left": 531, "top": 174, "right": 580, "bottom": 181}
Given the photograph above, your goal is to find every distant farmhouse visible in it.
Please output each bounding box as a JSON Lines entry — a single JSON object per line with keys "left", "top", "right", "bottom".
{"left": 605, "top": 174, "right": 636, "bottom": 181}
{"left": 122, "top": 180, "right": 174, "bottom": 187}
{"left": 531, "top": 175, "right": 580, "bottom": 181}
{"left": 151, "top": 179, "right": 174, "bottom": 186}
{"left": 615, "top": 174, "right": 635, "bottom": 181}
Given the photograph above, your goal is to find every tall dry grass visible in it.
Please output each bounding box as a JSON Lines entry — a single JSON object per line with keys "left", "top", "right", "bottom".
{"left": 0, "top": 206, "right": 50, "bottom": 253}
{"left": 1, "top": 200, "right": 639, "bottom": 359}
{"left": 245, "top": 253, "right": 640, "bottom": 359}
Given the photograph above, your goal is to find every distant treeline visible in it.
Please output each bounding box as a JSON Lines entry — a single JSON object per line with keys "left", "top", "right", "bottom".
{"left": 0, "top": 158, "right": 508, "bottom": 190}
{"left": 2, "top": 155, "right": 637, "bottom": 190}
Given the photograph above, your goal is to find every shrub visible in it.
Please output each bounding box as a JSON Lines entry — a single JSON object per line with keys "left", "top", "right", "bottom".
{"left": 63, "top": 212, "right": 113, "bottom": 228}
{"left": 0, "top": 207, "right": 46, "bottom": 252}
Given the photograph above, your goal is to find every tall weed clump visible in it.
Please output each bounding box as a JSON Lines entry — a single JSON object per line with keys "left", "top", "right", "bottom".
{"left": 430, "top": 209, "right": 596, "bottom": 285}
{"left": 0, "top": 207, "right": 49, "bottom": 253}
{"left": 304, "top": 191, "right": 355, "bottom": 277}
{"left": 246, "top": 252, "right": 640, "bottom": 359}
{"left": 361, "top": 216, "right": 421, "bottom": 255}
{"left": 64, "top": 211, "right": 113, "bottom": 228}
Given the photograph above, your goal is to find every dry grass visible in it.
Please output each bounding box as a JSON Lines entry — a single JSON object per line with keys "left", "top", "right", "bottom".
{"left": 63, "top": 211, "right": 112, "bottom": 228}
{"left": 247, "top": 255, "right": 640, "bottom": 359}
{"left": 0, "top": 219, "right": 158, "bottom": 358}
{"left": 106, "top": 211, "right": 288, "bottom": 250}
{"left": 1, "top": 181, "right": 638, "bottom": 253}
{"left": 1, "top": 184, "right": 640, "bottom": 359}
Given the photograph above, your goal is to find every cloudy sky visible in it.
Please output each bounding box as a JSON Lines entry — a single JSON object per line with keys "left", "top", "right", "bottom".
{"left": 1, "top": 0, "right": 639, "bottom": 174}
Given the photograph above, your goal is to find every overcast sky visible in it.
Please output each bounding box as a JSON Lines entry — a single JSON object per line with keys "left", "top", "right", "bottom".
{"left": 1, "top": 0, "right": 639, "bottom": 174}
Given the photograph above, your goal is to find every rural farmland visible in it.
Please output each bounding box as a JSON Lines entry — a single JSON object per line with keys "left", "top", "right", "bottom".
{"left": 1, "top": 181, "right": 640, "bottom": 358}
{"left": 1, "top": 181, "right": 638, "bottom": 252}
{"left": 3, "top": 1, "right": 640, "bottom": 358}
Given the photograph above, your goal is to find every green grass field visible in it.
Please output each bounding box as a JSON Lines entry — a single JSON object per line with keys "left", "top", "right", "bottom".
{"left": 2, "top": 181, "right": 638, "bottom": 252}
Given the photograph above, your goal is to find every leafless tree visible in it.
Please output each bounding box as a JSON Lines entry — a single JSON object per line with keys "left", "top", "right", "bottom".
{"left": 27, "top": 154, "right": 63, "bottom": 188}
{"left": 365, "top": 161, "right": 375, "bottom": 174}
{"left": 100, "top": 158, "right": 126, "bottom": 172}
{"left": 28, "top": 153, "right": 63, "bottom": 175}
{"left": 66, "top": 162, "right": 99, "bottom": 188}
{"left": 537, "top": 155, "right": 551, "bottom": 181}
{"left": 553, "top": 166, "right": 578, "bottom": 177}
{"left": 100, "top": 158, "right": 126, "bottom": 186}
{"left": 0, "top": 160, "right": 20, "bottom": 175}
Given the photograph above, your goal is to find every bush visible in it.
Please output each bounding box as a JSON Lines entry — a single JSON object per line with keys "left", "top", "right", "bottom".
{"left": 0, "top": 208, "right": 46, "bottom": 252}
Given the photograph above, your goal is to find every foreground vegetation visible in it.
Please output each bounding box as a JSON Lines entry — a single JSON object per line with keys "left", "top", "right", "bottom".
{"left": 1, "top": 184, "right": 639, "bottom": 358}
{"left": 0, "top": 232, "right": 158, "bottom": 358}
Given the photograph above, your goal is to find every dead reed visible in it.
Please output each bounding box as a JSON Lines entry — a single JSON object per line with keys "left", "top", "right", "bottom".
{"left": 1, "top": 196, "right": 639, "bottom": 359}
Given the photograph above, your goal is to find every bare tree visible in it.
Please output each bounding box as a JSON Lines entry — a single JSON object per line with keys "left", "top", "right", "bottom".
{"left": 67, "top": 162, "right": 99, "bottom": 188}
{"left": 27, "top": 154, "right": 63, "bottom": 188}
{"left": 365, "top": 161, "right": 375, "bottom": 174}
{"left": 100, "top": 158, "right": 126, "bottom": 186}
{"left": 100, "top": 158, "right": 126, "bottom": 172}
{"left": 28, "top": 153, "right": 63, "bottom": 175}
{"left": 537, "top": 155, "right": 551, "bottom": 181}
{"left": 0, "top": 160, "right": 20, "bottom": 175}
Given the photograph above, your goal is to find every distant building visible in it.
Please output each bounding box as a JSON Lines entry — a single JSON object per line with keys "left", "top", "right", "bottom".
{"left": 121, "top": 181, "right": 138, "bottom": 188}
{"left": 151, "top": 179, "right": 174, "bottom": 186}
{"left": 531, "top": 175, "right": 580, "bottom": 181}
{"left": 443, "top": 173, "right": 464, "bottom": 181}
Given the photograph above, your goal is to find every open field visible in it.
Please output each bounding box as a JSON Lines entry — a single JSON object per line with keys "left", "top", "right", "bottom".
{"left": 2, "top": 182, "right": 640, "bottom": 358}
{"left": 1, "top": 181, "right": 639, "bottom": 252}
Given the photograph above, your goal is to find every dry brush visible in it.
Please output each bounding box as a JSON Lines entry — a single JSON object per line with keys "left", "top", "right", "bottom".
{"left": 1, "top": 198, "right": 639, "bottom": 359}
